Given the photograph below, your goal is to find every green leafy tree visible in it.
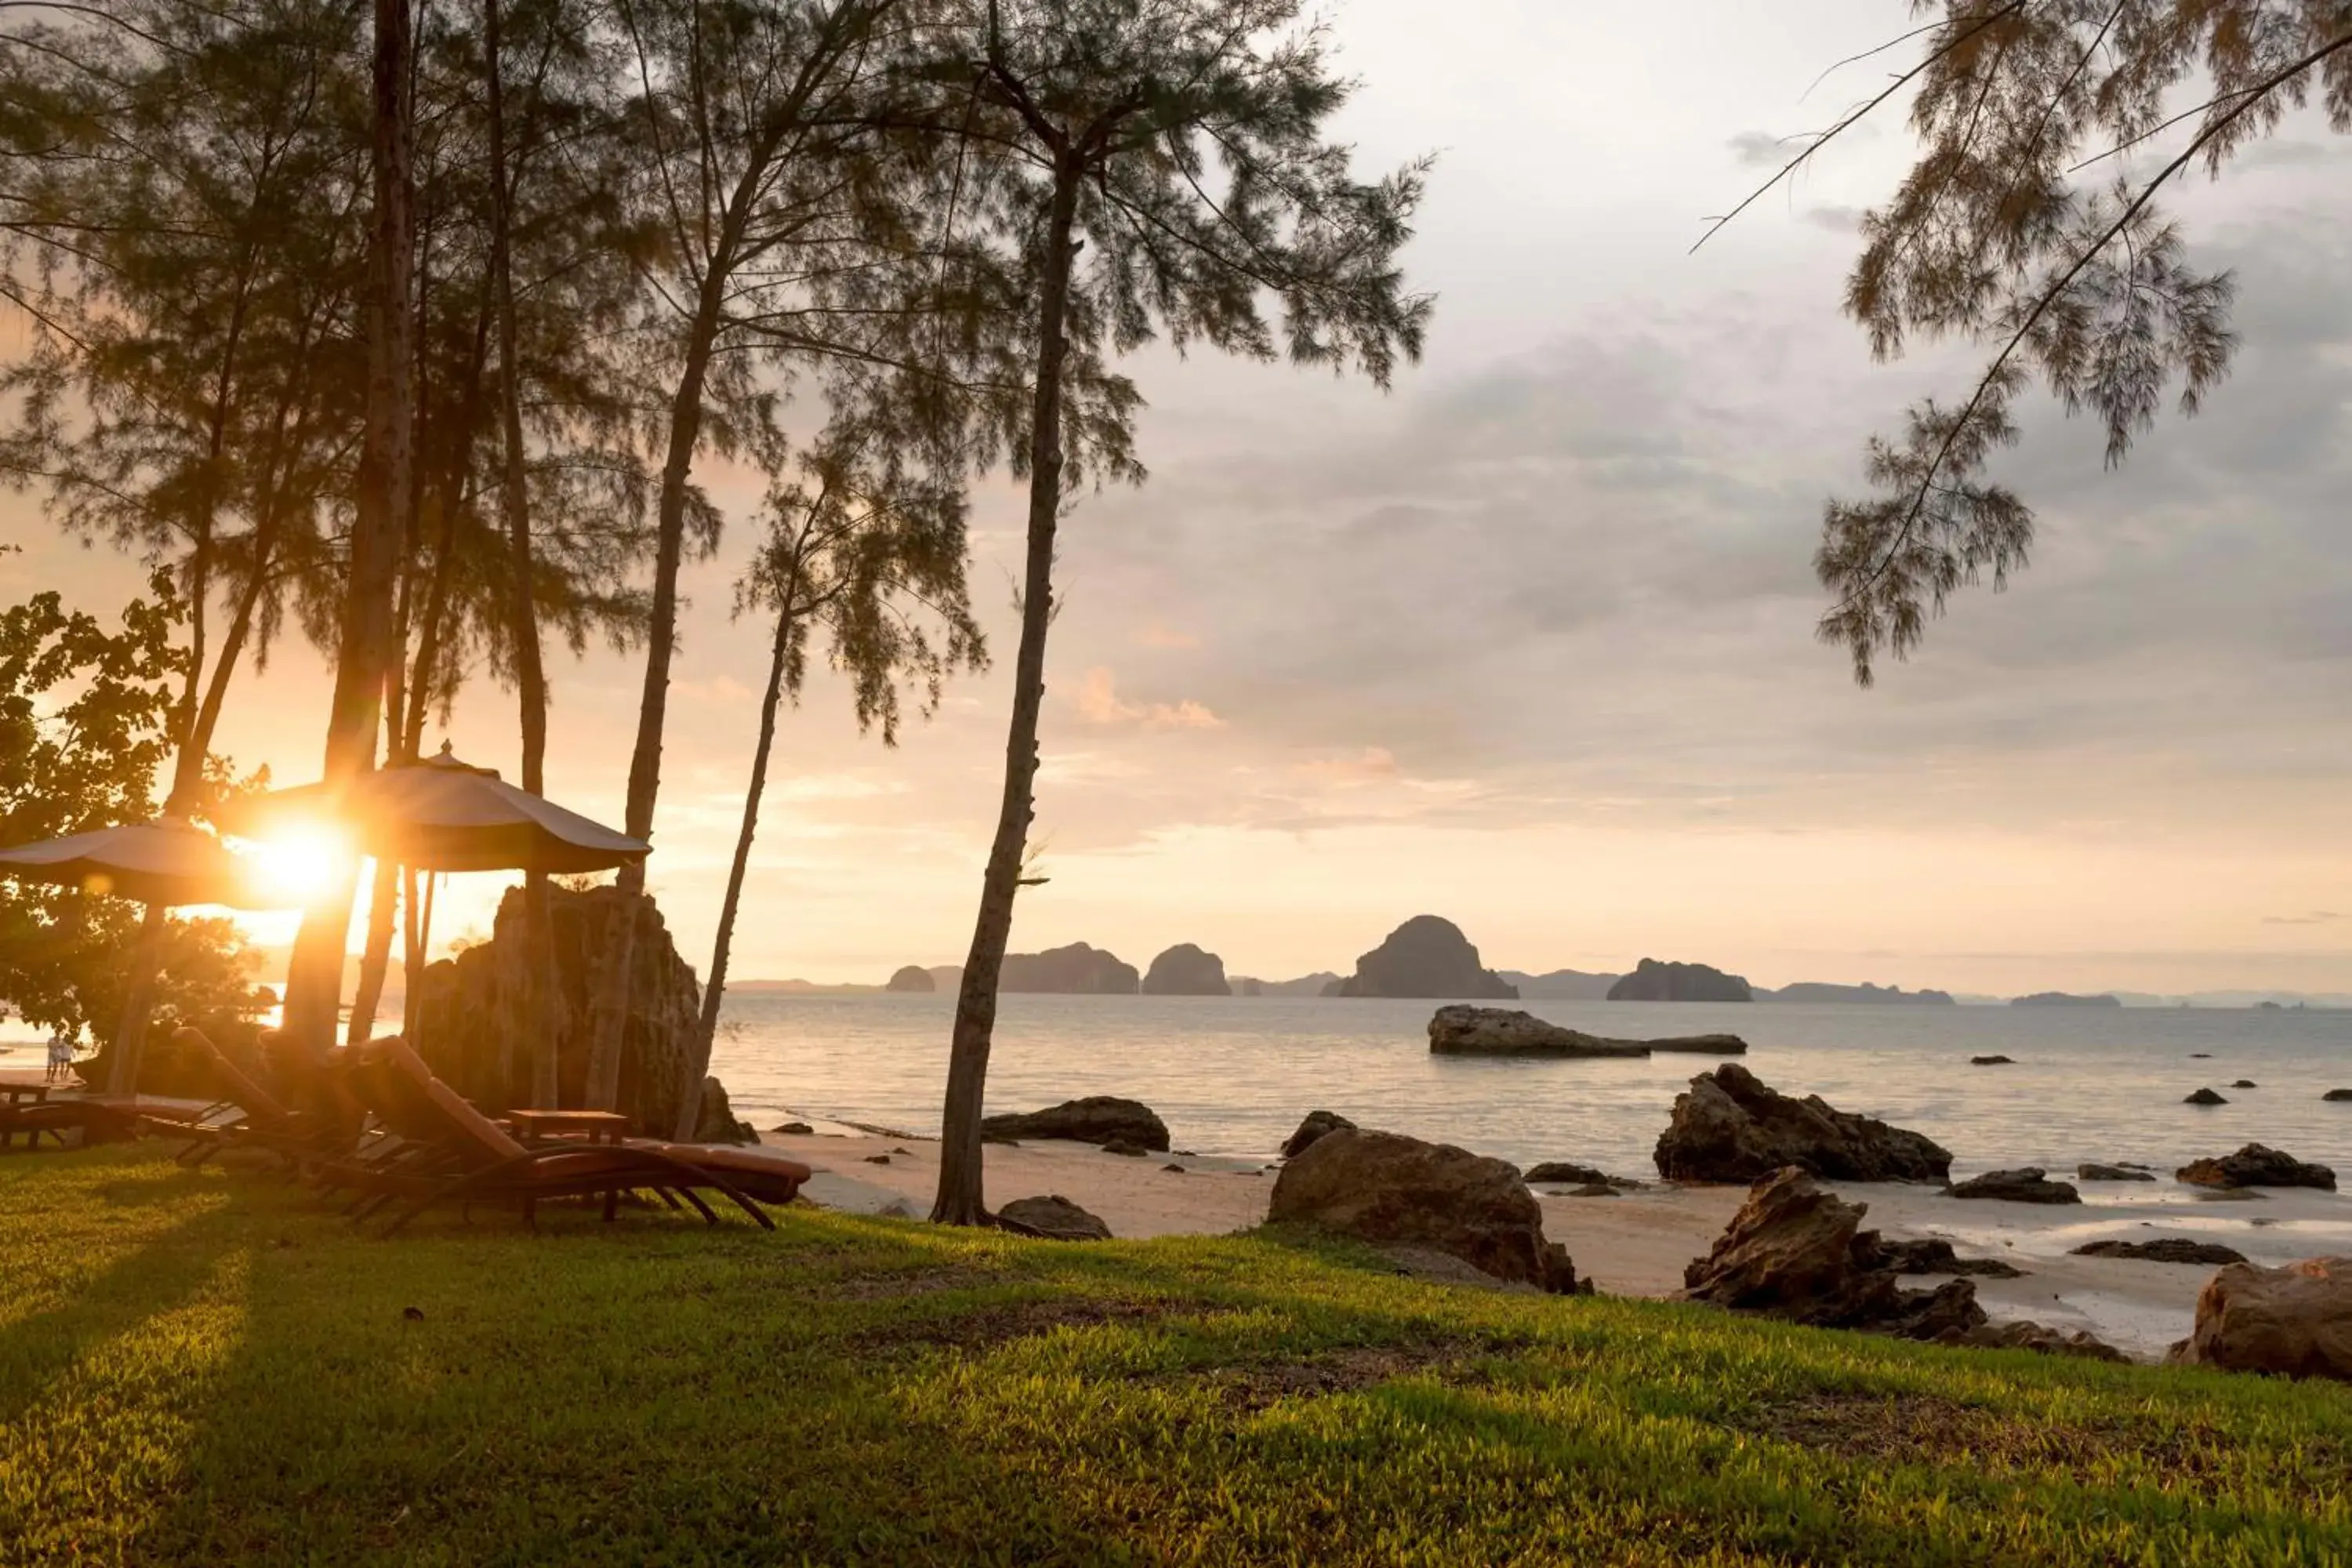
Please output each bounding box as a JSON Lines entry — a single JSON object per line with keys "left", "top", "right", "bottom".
{"left": 906, "top": 0, "right": 1432, "bottom": 1223}
{"left": 1711, "top": 2, "right": 2351, "bottom": 682}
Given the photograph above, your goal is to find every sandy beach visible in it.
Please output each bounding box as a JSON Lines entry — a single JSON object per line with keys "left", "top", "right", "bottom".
{"left": 764, "top": 1123, "right": 2352, "bottom": 1361}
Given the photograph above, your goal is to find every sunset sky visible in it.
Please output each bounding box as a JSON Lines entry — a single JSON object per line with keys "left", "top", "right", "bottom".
{"left": 8, "top": 0, "right": 2351, "bottom": 998}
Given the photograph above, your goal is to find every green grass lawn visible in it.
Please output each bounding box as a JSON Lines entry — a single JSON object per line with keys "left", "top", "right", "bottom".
{"left": 1, "top": 1146, "right": 2347, "bottom": 1566}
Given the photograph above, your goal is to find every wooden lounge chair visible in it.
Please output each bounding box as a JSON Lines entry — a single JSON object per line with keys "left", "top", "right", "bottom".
{"left": 0, "top": 1096, "right": 140, "bottom": 1152}
{"left": 328, "top": 1037, "right": 808, "bottom": 1235}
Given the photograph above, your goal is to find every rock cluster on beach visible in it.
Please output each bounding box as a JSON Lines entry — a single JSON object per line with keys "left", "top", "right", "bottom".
{"left": 1653, "top": 1065, "right": 1953, "bottom": 1183}
{"left": 1141, "top": 944, "right": 1232, "bottom": 996}
{"left": 2072, "top": 1238, "right": 2248, "bottom": 1265}
{"left": 1427, "top": 1005, "right": 1745, "bottom": 1058}
{"left": 1269, "top": 1127, "right": 1581, "bottom": 1294}
{"left": 1606, "top": 958, "right": 1753, "bottom": 1002}
{"left": 1328, "top": 916, "right": 1518, "bottom": 999}
{"left": 1000, "top": 942, "right": 1142, "bottom": 994}
{"left": 2168, "top": 1256, "right": 2352, "bottom": 1380}
{"left": 2176, "top": 1144, "right": 2336, "bottom": 1190}
{"left": 1860, "top": 1237, "right": 2023, "bottom": 1278}
{"left": 980, "top": 1097, "right": 1171, "bottom": 1152}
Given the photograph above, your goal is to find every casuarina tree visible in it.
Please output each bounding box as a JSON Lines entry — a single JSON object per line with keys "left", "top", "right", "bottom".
{"left": 912, "top": 0, "right": 1432, "bottom": 1224}
{"left": 1707, "top": 1, "right": 2351, "bottom": 684}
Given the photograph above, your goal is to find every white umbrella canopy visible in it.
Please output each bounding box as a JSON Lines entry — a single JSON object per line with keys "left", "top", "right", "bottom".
{"left": 0, "top": 818, "right": 289, "bottom": 909}
{"left": 216, "top": 744, "right": 648, "bottom": 875}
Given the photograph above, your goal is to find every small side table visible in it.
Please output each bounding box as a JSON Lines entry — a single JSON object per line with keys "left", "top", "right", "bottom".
{"left": 506, "top": 1109, "right": 633, "bottom": 1223}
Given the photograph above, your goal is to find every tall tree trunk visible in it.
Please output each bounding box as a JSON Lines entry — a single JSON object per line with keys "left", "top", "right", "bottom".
{"left": 579, "top": 263, "right": 731, "bottom": 1113}
{"left": 101, "top": 903, "right": 168, "bottom": 1096}
{"left": 932, "top": 158, "right": 1080, "bottom": 1225}
{"left": 283, "top": 0, "right": 414, "bottom": 1062}
{"left": 676, "top": 575, "right": 800, "bottom": 1139}
{"left": 485, "top": 0, "right": 561, "bottom": 1109}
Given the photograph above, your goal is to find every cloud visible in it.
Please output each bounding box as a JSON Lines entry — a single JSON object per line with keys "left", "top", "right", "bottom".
{"left": 1134, "top": 622, "right": 1200, "bottom": 649}
{"left": 1802, "top": 205, "right": 1864, "bottom": 233}
{"left": 1074, "top": 667, "right": 1225, "bottom": 731}
{"left": 1726, "top": 130, "right": 1799, "bottom": 168}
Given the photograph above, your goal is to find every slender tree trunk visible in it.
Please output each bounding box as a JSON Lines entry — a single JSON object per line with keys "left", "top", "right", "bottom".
{"left": 676, "top": 577, "right": 800, "bottom": 1139}
{"left": 281, "top": 0, "right": 414, "bottom": 1063}
{"left": 932, "top": 158, "right": 1081, "bottom": 1225}
{"left": 102, "top": 902, "right": 169, "bottom": 1097}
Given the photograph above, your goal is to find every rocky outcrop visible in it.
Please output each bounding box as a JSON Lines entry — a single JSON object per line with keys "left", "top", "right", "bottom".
{"left": 408, "top": 883, "right": 698, "bottom": 1136}
{"left": 691, "top": 1076, "right": 757, "bottom": 1145}
{"left": 1607, "top": 958, "right": 1752, "bottom": 1003}
{"left": 1934, "top": 1321, "right": 2130, "bottom": 1363}
{"left": 1141, "top": 944, "right": 1231, "bottom": 996}
{"left": 1496, "top": 967, "right": 1620, "bottom": 1000}
{"left": 2166, "top": 1257, "right": 2352, "bottom": 1380}
{"left": 2176, "top": 1144, "right": 2336, "bottom": 1190}
{"left": 1426, "top": 1006, "right": 1744, "bottom": 1058}
{"left": 1524, "top": 1161, "right": 1617, "bottom": 1187}
{"left": 885, "top": 965, "right": 935, "bottom": 993}
{"left": 1269, "top": 1127, "right": 1579, "bottom": 1293}
{"left": 1859, "top": 1236, "right": 2024, "bottom": 1278}
{"left": 2323, "top": 1088, "right": 2352, "bottom": 1102}
{"left": 2184, "top": 1087, "right": 2229, "bottom": 1105}
{"left": 2077, "top": 1163, "right": 2157, "bottom": 1181}
{"left": 1281, "top": 1109, "right": 1356, "bottom": 1159}
{"left": 1332, "top": 916, "right": 1516, "bottom": 1000}
{"left": 2072, "top": 1238, "right": 2247, "bottom": 1265}
{"left": 1653, "top": 1064, "right": 1953, "bottom": 1183}
{"left": 1946, "top": 1167, "right": 2082, "bottom": 1204}
{"left": 1678, "top": 1169, "right": 1986, "bottom": 1339}
{"left": 1000, "top": 942, "right": 1139, "bottom": 994}
{"left": 997, "top": 1195, "right": 1112, "bottom": 1241}
{"left": 1766, "top": 982, "right": 1954, "bottom": 1005}
{"left": 1969, "top": 1054, "right": 2015, "bottom": 1065}
{"left": 2229, "top": 1078, "right": 2258, "bottom": 1089}
{"left": 979, "top": 1097, "right": 1170, "bottom": 1152}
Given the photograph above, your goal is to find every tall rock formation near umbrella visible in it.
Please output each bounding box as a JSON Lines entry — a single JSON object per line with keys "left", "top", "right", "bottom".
{"left": 1334, "top": 916, "right": 1517, "bottom": 1000}
{"left": 1142, "top": 944, "right": 1231, "bottom": 996}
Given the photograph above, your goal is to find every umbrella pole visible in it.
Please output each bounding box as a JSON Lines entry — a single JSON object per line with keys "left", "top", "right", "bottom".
{"left": 411, "top": 870, "right": 438, "bottom": 1051}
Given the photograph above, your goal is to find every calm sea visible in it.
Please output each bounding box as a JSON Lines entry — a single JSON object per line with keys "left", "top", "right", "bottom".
{"left": 707, "top": 994, "right": 2352, "bottom": 1179}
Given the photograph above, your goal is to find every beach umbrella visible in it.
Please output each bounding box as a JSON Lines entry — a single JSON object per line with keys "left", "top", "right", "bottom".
{"left": 0, "top": 818, "right": 298, "bottom": 1094}
{"left": 214, "top": 744, "right": 648, "bottom": 875}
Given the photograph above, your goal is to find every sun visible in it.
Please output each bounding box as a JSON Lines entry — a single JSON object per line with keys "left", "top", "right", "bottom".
{"left": 243, "top": 825, "right": 354, "bottom": 907}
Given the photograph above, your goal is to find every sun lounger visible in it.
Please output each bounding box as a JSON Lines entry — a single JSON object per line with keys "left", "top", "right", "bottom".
{"left": 0, "top": 1096, "right": 140, "bottom": 1152}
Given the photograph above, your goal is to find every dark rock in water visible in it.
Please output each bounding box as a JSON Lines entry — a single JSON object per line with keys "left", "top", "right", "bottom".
{"left": 2229, "top": 1079, "right": 2258, "bottom": 1089}
{"left": 1860, "top": 1236, "right": 2025, "bottom": 1278}
{"left": 1102, "top": 1138, "right": 1149, "bottom": 1157}
{"left": 981, "top": 1097, "right": 1170, "bottom": 1152}
{"left": 2167, "top": 1256, "right": 2352, "bottom": 1380}
{"left": 1653, "top": 1064, "right": 1953, "bottom": 1183}
{"left": 1428, "top": 1006, "right": 1646, "bottom": 1058}
{"left": 2184, "top": 1087, "right": 2229, "bottom": 1105}
{"left": 1524, "top": 1161, "right": 1614, "bottom": 1186}
{"left": 863, "top": 1154, "right": 891, "bottom": 1165}
{"left": 2324, "top": 1088, "right": 2352, "bottom": 1102}
{"left": 1141, "top": 943, "right": 1232, "bottom": 996}
{"left": 997, "top": 1195, "right": 1112, "bottom": 1241}
{"left": 1647, "top": 1034, "right": 1750, "bottom": 1054}
{"left": 2077, "top": 1163, "right": 2157, "bottom": 1181}
{"left": 1269, "top": 1127, "right": 1579, "bottom": 1293}
{"left": 691, "top": 1076, "right": 757, "bottom": 1145}
{"left": 1000, "top": 942, "right": 1140, "bottom": 994}
{"left": 1333, "top": 916, "right": 1517, "bottom": 1000}
{"left": 1282, "top": 1109, "right": 1356, "bottom": 1160}
{"left": 1969, "top": 1054, "right": 2015, "bottom": 1065}
{"left": 1161, "top": 1163, "right": 1185, "bottom": 1174}
{"left": 2073, "top": 1238, "right": 2249, "bottom": 1266}
{"left": 1678, "top": 1168, "right": 1985, "bottom": 1339}
{"left": 1936, "top": 1320, "right": 2130, "bottom": 1363}
{"left": 409, "top": 882, "right": 699, "bottom": 1137}
{"left": 1947, "top": 1167, "right": 2082, "bottom": 1204}
{"left": 1566, "top": 1181, "right": 1619, "bottom": 1197}
{"left": 885, "top": 964, "right": 935, "bottom": 993}
{"left": 771, "top": 1121, "right": 815, "bottom": 1136}
{"left": 2176, "top": 1144, "right": 2336, "bottom": 1191}
{"left": 2189, "top": 1053, "right": 2211, "bottom": 1058}
{"left": 1607, "top": 957, "right": 1752, "bottom": 1003}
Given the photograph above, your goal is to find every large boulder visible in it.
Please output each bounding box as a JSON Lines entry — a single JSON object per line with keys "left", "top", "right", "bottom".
{"left": 690, "top": 1076, "right": 757, "bottom": 1145}
{"left": 1269, "top": 1128, "right": 1578, "bottom": 1293}
{"left": 1607, "top": 958, "right": 1752, "bottom": 1003}
{"left": 1000, "top": 942, "right": 1139, "bottom": 994}
{"left": 2166, "top": 1257, "right": 2352, "bottom": 1380}
{"left": 1935, "top": 1321, "right": 2130, "bottom": 1363}
{"left": 1333, "top": 916, "right": 1516, "bottom": 1000}
{"left": 1281, "top": 1109, "right": 1356, "bottom": 1159}
{"left": 1946, "top": 1167, "right": 2082, "bottom": 1204}
{"left": 408, "top": 883, "right": 698, "bottom": 1136}
{"left": 885, "top": 965, "right": 935, "bottom": 993}
{"left": 997, "top": 1195, "right": 1113, "bottom": 1241}
{"left": 1141, "top": 944, "right": 1231, "bottom": 996}
{"left": 1678, "top": 1168, "right": 1985, "bottom": 1338}
{"left": 2072, "top": 1238, "right": 2247, "bottom": 1266}
{"left": 1653, "top": 1064, "right": 1952, "bottom": 1183}
{"left": 2176, "top": 1144, "right": 2336, "bottom": 1191}
{"left": 980, "top": 1096, "right": 1170, "bottom": 1151}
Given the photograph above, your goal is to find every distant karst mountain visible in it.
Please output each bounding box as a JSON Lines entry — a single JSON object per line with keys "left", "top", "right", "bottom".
{"left": 1497, "top": 967, "right": 1620, "bottom": 1000}
{"left": 1001, "top": 942, "right": 1139, "bottom": 995}
{"left": 1762, "top": 982, "right": 1954, "bottom": 1005}
{"left": 1142, "top": 944, "right": 1231, "bottom": 996}
{"left": 1233, "top": 972, "right": 1341, "bottom": 997}
{"left": 1332, "top": 916, "right": 1516, "bottom": 1000}
{"left": 885, "top": 965, "right": 935, "bottom": 993}
{"left": 1606, "top": 958, "right": 1752, "bottom": 1003}
{"left": 2010, "top": 991, "right": 2120, "bottom": 1007}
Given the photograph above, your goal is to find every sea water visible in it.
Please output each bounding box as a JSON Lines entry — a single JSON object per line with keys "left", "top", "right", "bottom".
{"left": 706, "top": 993, "right": 2352, "bottom": 1179}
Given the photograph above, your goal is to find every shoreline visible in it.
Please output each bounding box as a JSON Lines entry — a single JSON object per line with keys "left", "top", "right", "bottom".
{"left": 760, "top": 1123, "right": 2352, "bottom": 1362}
